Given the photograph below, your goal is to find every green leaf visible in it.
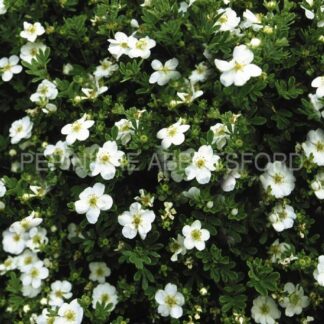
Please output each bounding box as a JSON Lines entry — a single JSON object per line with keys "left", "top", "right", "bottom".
{"left": 247, "top": 258, "right": 280, "bottom": 295}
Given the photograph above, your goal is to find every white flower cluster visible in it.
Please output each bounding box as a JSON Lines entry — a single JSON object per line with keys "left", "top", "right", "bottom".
{"left": 1, "top": 212, "right": 49, "bottom": 297}
{"left": 251, "top": 283, "right": 309, "bottom": 323}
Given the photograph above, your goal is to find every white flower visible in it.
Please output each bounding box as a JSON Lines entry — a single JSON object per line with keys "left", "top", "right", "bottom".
{"left": 115, "top": 118, "right": 135, "bottom": 145}
{"left": 0, "top": 256, "right": 17, "bottom": 274}
{"left": 22, "top": 284, "right": 41, "bottom": 298}
{"left": 141, "top": 0, "right": 151, "bottom": 6}
{"left": 313, "top": 255, "right": 324, "bottom": 286}
{"left": 90, "top": 141, "right": 124, "bottom": 180}
{"left": 67, "top": 223, "right": 84, "bottom": 240}
{"left": 118, "top": 202, "right": 155, "bottom": 240}
{"left": 182, "top": 186, "right": 200, "bottom": 199}
{"left": 210, "top": 123, "right": 230, "bottom": 149}
{"left": 130, "top": 19, "right": 139, "bottom": 28}
{"left": 54, "top": 299, "right": 83, "bottom": 324}
{"left": 189, "top": 62, "right": 210, "bottom": 84}
{"left": 311, "top": 76, "right": 324, "bottom": 97}
{"left": 108, "top": 32, "right": 132, "bottom": 60}
{"left": 185, "top": 145, "right": 220, "bottom": 184}
{"left": 241, "top": 10, "right": 262, "bottom": 31}
{"left": 89, "top": 262, "right": 111, "bottom": 283}
{"left": 269, "top": 203, "right": 296, "bottom": 232}
{"left": 2, "top": 230, "right": 28, "bottom": 255}
{"left": 63, "top": 63, "right": 73, "bottom": 75}
{"left": 170, "top": 234, "right": 187, "bottom": 262}
{"left": 178, "top": 0, "right": 196, "bottom": 13}
{"left": 214, "top": 8, "right": 240, "bottom": 32}
{"left": 26, "top": 227, "right": 48, "bottom": 252}
{"left": 149, "top": 58, "right": 181, "bottom": 86}
{"left": 29, "top": 185, "right": 48, "bottom": 199}
{"left": 9, "top": 212, "right": 43, "bottom": 233}
{"left": 94, "top": 58, "right": 118, "bottom": 79}
{"left": 61, "top": 114, "right": 95, "bottom": 145}
{"left": 49, "top": 280, "right": 73, "bottom": 306}
{"left": 0, "top": 0, "right": 7, "bottom": 14}
{"left": 302, "top": 129, "right": 324, "bottom": 166}
{"left": 75, "top": 183, "right": 113, "bottom": 224}
{"left": 92, "top": 283, "right": 118, "bottom": 310}
{"left": 251, "top": 296, "right": 281, "bottom": 324}
{"left": 128, "top": 36, "right": 156, "bottom": 59}
{"left": 179, "top": 2, "right": 189, "bottom": 13}
{"left": 311, "top": 170, "right": 324, "bottom": 199}
{"left": 0, "top": 179, "right": 6, "bottom": 198}
{"left": 155, "top": 283, "right": 185, "bottom": 319}
{"left": 309, "top": 93, "right": 324, "bottom": 118}
{"left": 71, "top": 144, "right": 99, "bottom": 179}
{"left": 81, "top": 82, "right": 108, "bottom": 100}
{"left": 134, "top": 189, "right": 155, "bottom": 208}
{"left": 36, "top": 308, "right": 54, "bottom": 324}
{"left": 176, "top": 83, "right": 203, "bottom": 105}
{"left": 44, "top": 141, "right": 72, "bottom": 171}
{"left": 221, "top": 169, "right": 241, "bottom": 192}
{"left": 249, "top": 37, "right": 262, "bottom": 48}
{"left": 182, "top": 220, "right": 210, "bottom": 251}
{"left": 30, "top": 79, "right": 58, "bottom": 103}
{"left": 20, "top": 22, "right": 45, "bottom": 42}
{"left": 260, "top": 161, "right": 296, "bottom": 198}
{"left": 0, "top": 55, "right": 23, "bottom": 82}
{"left": 302, "top": 5, "right": 315, "bottom": 20}
{"left": 20, "top": 260, "right": 49, "bottom": 289}
{"left": 157, "top": 119, "right": 190, "bottom": 149}
{"left": 16, "top": 249, "right": 39, "bottom": 272}
{"left": 9, "top": 116, "right": 33, "bottom": 144}
{"left": 215, "top": 45, "right": 262, "bottom": 87}
{"left": 280, "top": 282, "right": 309, "bottom": 317}
{"left": 20, "top": 42, "right": 47, "bottom": 63}
{"left": 268, "top": 239, "right": 290, "bottom": 263}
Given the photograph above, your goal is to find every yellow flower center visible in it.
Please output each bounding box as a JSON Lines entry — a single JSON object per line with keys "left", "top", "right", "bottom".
{"left": 4, "top": 259, "right": 13, "bottom": 267}
{"left": 39, "top": 85, "right": 48, "bottom": 95}
{"left": 28, "top": 25, "right": 37, "bottom": 34}
{"left": 101, "top": 293, "right": 110, "bottom": 304}
{"left": 13, "top": 233, "right": 21, "bottom": 242}
{"left": 72, "top": 122, "right": 81, "bottom": 132}
{"left": 136, "top": 39, "right": 147, "bottom": 50}
{"left": 191, "top": 229, "right": 201, "bottom": 241}
{"left": 219, "top": 14, "right": 228, "bottom": 24}
{"left": 88, "top": 195, "right": 98, "bottom": 207}
{"left": 273, "top": 173, "right": 284, "bottom": 184}
{"left": 260, "top": 304, "right": 269, "bottom": 314}
{"left": 132, "top": 214, "right": 142, "bottom": 228}
{"left": 277, "top": 211, "right": 287, "bottom": 221}
{"left": 167, "top": 126, "right": 177, "bottom": 137}
{"left": 234, "top": 62, "right": 244, "bottom": 71}
{"left": 64, "top": 310, "right": 76, "bottom": 321}
{"left": 30, "top": 48, "right": 38, "bottom": 56}
{"left": 164, "top": 295, "right": 177, "bottom": 307}
{"left": 24, "top": 256, "right": 33, "bottom": 265}
{"left": 16, "top": 125, "right": 23, "bottom": 133}
{"left": 3, "top": 64, "right": 12, "bottom": 72}
{"left": 315, "top": 141, "right": 324, "bottom": 152}
{"left": 289, "top": 293, "right": 300, "bottom": 305}
{"left": 32, "top": 235, "right": 41, "bottom": 244}
{"left": 196, "top": 158, "right": 206, "bottom": 168}
{"left": 30, "top": 268, "right": 39, "bottom": 278}
{"left": 55, "top": 290, "right": 63, "bottom": 298}
{"left": 99, "top": 153, "right": 110, "bottom": 163}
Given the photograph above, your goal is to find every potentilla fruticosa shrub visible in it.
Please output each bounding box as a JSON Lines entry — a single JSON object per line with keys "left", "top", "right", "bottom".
{"left": 0, "top": 0, "right": 324, "bottom": 323}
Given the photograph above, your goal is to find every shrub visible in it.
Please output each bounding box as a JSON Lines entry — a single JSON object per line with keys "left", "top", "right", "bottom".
{"left": 0, "top": 0, "right": 323, "bottom": 323}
